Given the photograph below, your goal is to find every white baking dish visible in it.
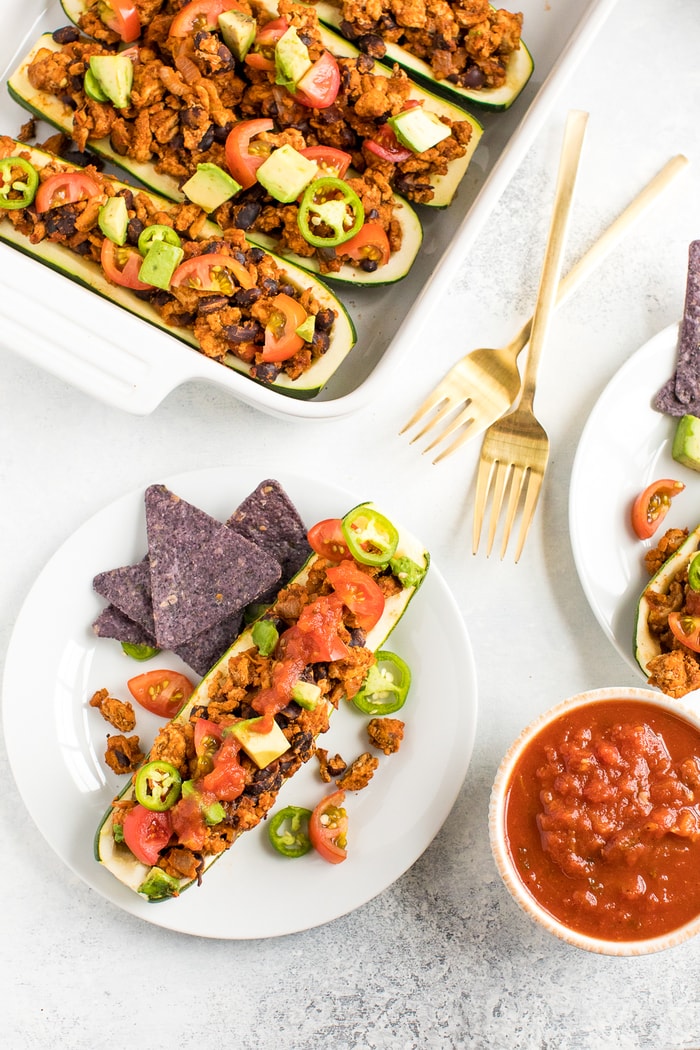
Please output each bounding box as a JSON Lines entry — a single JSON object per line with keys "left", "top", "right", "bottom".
{"left": 0, "top": 0, "right": 618, "bottom": 419}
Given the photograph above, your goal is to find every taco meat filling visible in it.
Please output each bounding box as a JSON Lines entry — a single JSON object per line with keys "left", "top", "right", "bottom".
{"left": 641, "top": 527, "right": 700, "bottom": 699}
{"left": 110, "top": 554, "right": 404, "bottom": 885}
{"left": 0, "top": 136, "right": 336, "bottom": 382}
{"left": 328, "top": 0, "right": 523, "bottom": 90}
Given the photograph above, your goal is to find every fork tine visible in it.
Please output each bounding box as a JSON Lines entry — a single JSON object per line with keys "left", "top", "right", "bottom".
{"left": 499, "top": 464, "right": 528, "bottom": 559}
{"left": 422, "top": 402, "right": 476, "bottom": 455}
{"left": 398, "top": 389, "right": 449, "bottom": 437}
{"left": 472, "top": 455, "right": 495, "bottom": 554}
{"left": 512, "top": 470, "right": 545, "bottom": 563}
{"left": 485, "top": 461, "right": 511, "bottom": 556}
{"left": 432, "top": 411, "right": 491, "bottom": 463}
{"left": 409, "top": 397, "right": 463, "bottom": 447}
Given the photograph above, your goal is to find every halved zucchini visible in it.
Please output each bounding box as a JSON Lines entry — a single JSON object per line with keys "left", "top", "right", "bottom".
{"left": 95, "top": 503, "right": 430, "bottom": 900}
{"left": 309, "top": 1, "right": 533, "bottom": 112}
{"left": 8, "top": 35, "right": 424, "bottom": 284}
{"left": 0, "top": 139, "right": 357, "bottom": 399}
{"left": 635, "top": 524, "right": 700, "bottom": 675}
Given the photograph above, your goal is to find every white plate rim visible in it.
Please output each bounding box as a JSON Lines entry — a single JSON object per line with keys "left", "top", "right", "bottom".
{"left": 2, "top": 466, "right": 478, "bottom": 939}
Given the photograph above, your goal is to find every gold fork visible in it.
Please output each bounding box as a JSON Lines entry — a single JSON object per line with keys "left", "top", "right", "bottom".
{"left": 473, "top": 109, "right": 588, "bottom": 562}
{"left": 400, "top": 152, "right": 688, "bottom": 462}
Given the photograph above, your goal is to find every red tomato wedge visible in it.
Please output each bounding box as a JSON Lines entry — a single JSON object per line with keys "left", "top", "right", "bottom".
{"left": 127, "top": 670, "right": 195, "bottom": 719}
{"left": 193, "top": 717, "right": 223, "bottom": 755}
{"left": 244, "top": 17, "right": 288, "bottom": 71}
{"left": 169, "top": 0, "right": 243, "bottom": 37}
{"left": 100, "top": 239, "right": 152, "bottom": 291}
{"left": 225, "top": 119, "right": 274, "bottom": 189}
{"left": 326, "top": 560, "right": 385, "bottom": 631}
{"left": 35, "top": 171, "right": 101, "bottom": 213}
{"left": 300, "top": 146, "right": 352, "bottom": 179}
{"left": 309, "top": 789, "right": 347, "bottom": 864}
{"left": 122, "top": 805, "right": 172, "bottom": 866}
{"left": 101, "top": 0, "right": 141, "bottom": 43}
{"left": 289, "top": 51, "right": 341, "bottom": 109}
{"left": 668, "top": 612, "right": 700, "bottom": 653}
{"left": 262, "top": 293, "right": 308, "bottom": 362}
{"left": 170, "top": 253, "right": 254, "bottom": 292}
{"left": 307, "top": 518, "right": 350, "bottom": 561}
{"left": 341, "top": 223, "right": 391, "bottom": 267}
{"left": 631, "top": 479, "right": 685, "bottom": 540}
{"left": 364, "top": 125, "right": 413, "bottom": 164}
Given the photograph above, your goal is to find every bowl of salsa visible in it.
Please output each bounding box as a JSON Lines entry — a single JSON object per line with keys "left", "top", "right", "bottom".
{"left": 490, "top": 687, "right": 700, "bottom": 955}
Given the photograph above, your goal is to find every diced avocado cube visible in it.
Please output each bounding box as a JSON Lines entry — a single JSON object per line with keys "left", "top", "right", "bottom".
{"left": 218, "top": 9, "right": 256, "bottom": 61}
{"left": 256, "top": 145, "right": 318, "bottom": 203}
{"left": 672, "top": 414, "right": 700, "bottom": 471}
{"left": 275, "top": 26, "right": 312, "bottom": 88}
{"left": 138, "top": 239, "right": 184, "bottom": 290}
{"left": 89, "top": 54, "right": 134, "bottom": 110}
{"left": 295, "top": 314, "right": 315, "bottom": 342}
{"left": 98, "top": 195, "right": 129, "bottom": 246}
{"left": 138, "top": 868, "right": 181, "bottom": 901}
{"left": 181, "top": 163, "right": 242, "bottom": 212}
{"left": 387, "top": 108, "right": 451, "bottom": 154}
{"left": 291, "top": 679, "right": 321, "bottom": 710}
{"left": 83, "top": 67, "right": 109, "bottom": 103}
{"left": 226, "top": 717, "right": 290, "bottom": 769}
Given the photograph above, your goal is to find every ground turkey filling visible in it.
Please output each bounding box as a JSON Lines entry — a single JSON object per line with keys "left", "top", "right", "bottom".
{"left": 642, "top": 528, "right": 700, "bottom": 699}
{"left": 112, "top": 556, "right": 403, "bottom": 883}
{"left": 330, "top": 0, "right": 523, "bottom": 89}
{"left": 0, "top": 136, "right": 334, "bottom": 382}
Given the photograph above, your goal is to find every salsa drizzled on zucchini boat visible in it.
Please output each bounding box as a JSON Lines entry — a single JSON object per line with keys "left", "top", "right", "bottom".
{"left": 96, "top": 503, "right": 428, "bottom": 900}
{"left": 0, "top": 135, "right": 342, "bottom": 383}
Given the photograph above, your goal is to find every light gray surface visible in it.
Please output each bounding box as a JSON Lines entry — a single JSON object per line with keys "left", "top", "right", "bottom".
{"left": 2, "top": 0, "right": 700, "bottom": 1046}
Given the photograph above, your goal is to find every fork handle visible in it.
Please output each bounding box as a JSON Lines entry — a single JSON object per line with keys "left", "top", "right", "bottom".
{"left": 518, "top": 110, "right": 589, "bottom": 407}
{"left": 510, "top": 152, "right": 689, "bottom": 360}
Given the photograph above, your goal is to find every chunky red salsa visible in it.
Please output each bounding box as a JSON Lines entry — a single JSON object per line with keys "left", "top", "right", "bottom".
{"left": 505, "top": 699, "right": 700, "bottom": 942}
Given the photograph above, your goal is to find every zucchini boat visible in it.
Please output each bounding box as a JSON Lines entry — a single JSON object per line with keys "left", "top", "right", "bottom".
{"left": 50, "top": 0, "right": 484, "bottom": 206}
{"left": 0, "top": 138, "right": 357, "bottom": 398}
{"left": 7, "top": 35, "right": 424, "bottom": 286}
{"left": 635, "top": 524, "right": 700, "bottom": 696}
{"left": 94, "top": 503, "right": 430, "bottom": 900}
{"left": 306, "top": 1, "right": 534, "bottom": 112}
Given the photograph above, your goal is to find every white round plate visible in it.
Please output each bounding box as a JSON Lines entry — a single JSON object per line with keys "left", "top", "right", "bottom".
{"left": 569, "top": 322, "right": 700, "bottom": 678}
{"left": 2, "top": 467, "right": 477, "bottom": 939}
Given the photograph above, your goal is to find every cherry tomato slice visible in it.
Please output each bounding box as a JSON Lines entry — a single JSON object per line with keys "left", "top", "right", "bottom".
{"left": 127, "top": 670, "right": 195, "bottom": 719}
{"left": 170, "top": 252, "right": 254, "bottom": 292}
{"left": 122, "top": 804, "right": 172, "bottom": 866}
{"left": 631, "top": 479, "right": 685, "bottom": 540}
{"left": 100, "top": 238, "right": 152, "bottom": 291}
{"left": 244, "top": 17, "right": 289, "bottom": 71}
{"left": 341, "top": 222, "right": 391, "bottom": 267}
{"left": 299, "top": 145, "right": 352, "bottom": 180}
{"left": 224, "top": 119, "right": 275, "bottom": 189}
{"left": 35, "top": 171, "right": 101, "bottom": 213}
{"left": 364, "top": 125, "right": 413, "bottom": 164}
{"left": 169, "top": 0, "right": 243, "bottom": 37}
{"left": 101, "top": 0, "right": 141, "bottom": 43}
{"left": 668, "top": 612, "right": 700, "bottom": 653}
{"left": 309, "top": 789, "right": 347, "bottom": 864}
{"left": 326, "top": 560, "right": 385, "bottom": 632}
{"left": 289, "top": 51, "right": 341, "bottom": 109}
{"left": 307, "top": 518, "right": 350, "bottom": 561}
{"left": 262, "top": 292, "right": 308, "bottom": 362}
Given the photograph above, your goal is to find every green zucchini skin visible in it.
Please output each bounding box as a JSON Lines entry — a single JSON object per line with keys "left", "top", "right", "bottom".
{"left": 8, "top": 35, "right": 423, "bottom": 285}
{"left": 309, "top": 1, "right": 534, "bottom": 112}
{"left": 0, "top": 139, "right": 357, "bottom": 399}
{"left": 634, "top": 524, "right": 700, "bottom": 675}
{"left": 94, "top": 504, "right": 429, "bottom": 901}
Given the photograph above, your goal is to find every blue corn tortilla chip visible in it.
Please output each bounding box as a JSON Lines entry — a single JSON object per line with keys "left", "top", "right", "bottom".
{"left": 226, "top": 479, "right": 311, "bottom": 584}
{"left": 93, "top": 557, "right": 155, "bottom": 637}
{"left": 92, "top": 604, "right": 157, "bottom": 647}
{"left": 654, "top": 240, "right": 700, "bottom": 416}
{"left": 145, "top": 484, "right": 281, "bottom": 649}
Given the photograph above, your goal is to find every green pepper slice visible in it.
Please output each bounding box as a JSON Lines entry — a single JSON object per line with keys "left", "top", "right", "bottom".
{"left": 133, "top": 760, "right": 182, "bottom": 811}
{"left": 297, "top": 176, "right": 364, "bottom": 248}
{"left": 268, "top": 805, "right": 313, "bottom": 857}
{"left": 121, "top": 642, "right": 160, "bottom": 661}
{"left": 352, "top": 650, "right": 411, "bottom": 715}
{"left": 137, "top": 223, "right": 182, "bottom": 254}
{"left": 341, "top": 505, "right": 399, "bottom": 566}
{"left": 0, "top": 156, "right": 39, "bottom": 210}
{"left": 252, "top": 618, "right": 279, "bottom": 656}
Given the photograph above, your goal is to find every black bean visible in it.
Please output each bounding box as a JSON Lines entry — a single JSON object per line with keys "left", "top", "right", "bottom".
{"left": 181, "top": 106, "right": 206, "bottom": 128}
{"left": 202, "top": 239, "right": 226, "bottom": 254}
{"left": 197, "top": 294, "right": 229, "bottom": 314}
{"left": 126, "top": 216, "right": 144, "bottom": 245}
{"left": 213, "top": 122, "right": 233, "bottom": 143}
{"left": 339, "top": 19, "right": 360, "bottom": 40}
{"left": 315, "top": 307, "right": 335, "bottom": 331}
{"left": 45, "top": 208, "right": 76, "bottom": 237}
{"left": 232, "top": 201, "right": 262, "bottom": 230}
{"left": 224, "top": 321, "right": 262, "bottom": 342}
{"left": 197, "top": 126, "right": 215, "bottom": 150}
{"left": 52, "top": 25, "right": 80, "bottom": 44}
{"left": 366, "top": 208, "right": 379, "bottom": 221}
{"left": 232, "top": 286, "right": 262, "bottom": 308}
{"left": 360, "top": 258, "right": 379, "bottom": 273}
{"left": 279, "top": 283, "right": 295, "bottom": 297}
{"left": 62, "top": 146, "right": 105, "bottom": 170}
{"left": 59, "top": 94, "right": 78, "bottom": 111}
{"left": 260, "top": 277, "right": 279, "bottom": 295}
{"left": 348, "top": 627, "right": 366, "bottom": 647}
{"left": 248, "top": 246, "right": 265, "bottom": 264}
{"left": 312, "top": 330, "right": 330, "bottom": 353}
{"left": 460, "top": 65, "right": 486, "bottom": 89}
{"left": 357, "top": 35, "right": 385, "bottom": 60}
{"left": 251, "top": 361, "right": 281, "bottom": 383}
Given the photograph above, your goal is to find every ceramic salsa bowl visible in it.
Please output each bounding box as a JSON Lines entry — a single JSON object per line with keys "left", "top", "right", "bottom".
{"left": 489, "top": 686, "right": 700, "bottom": 955}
